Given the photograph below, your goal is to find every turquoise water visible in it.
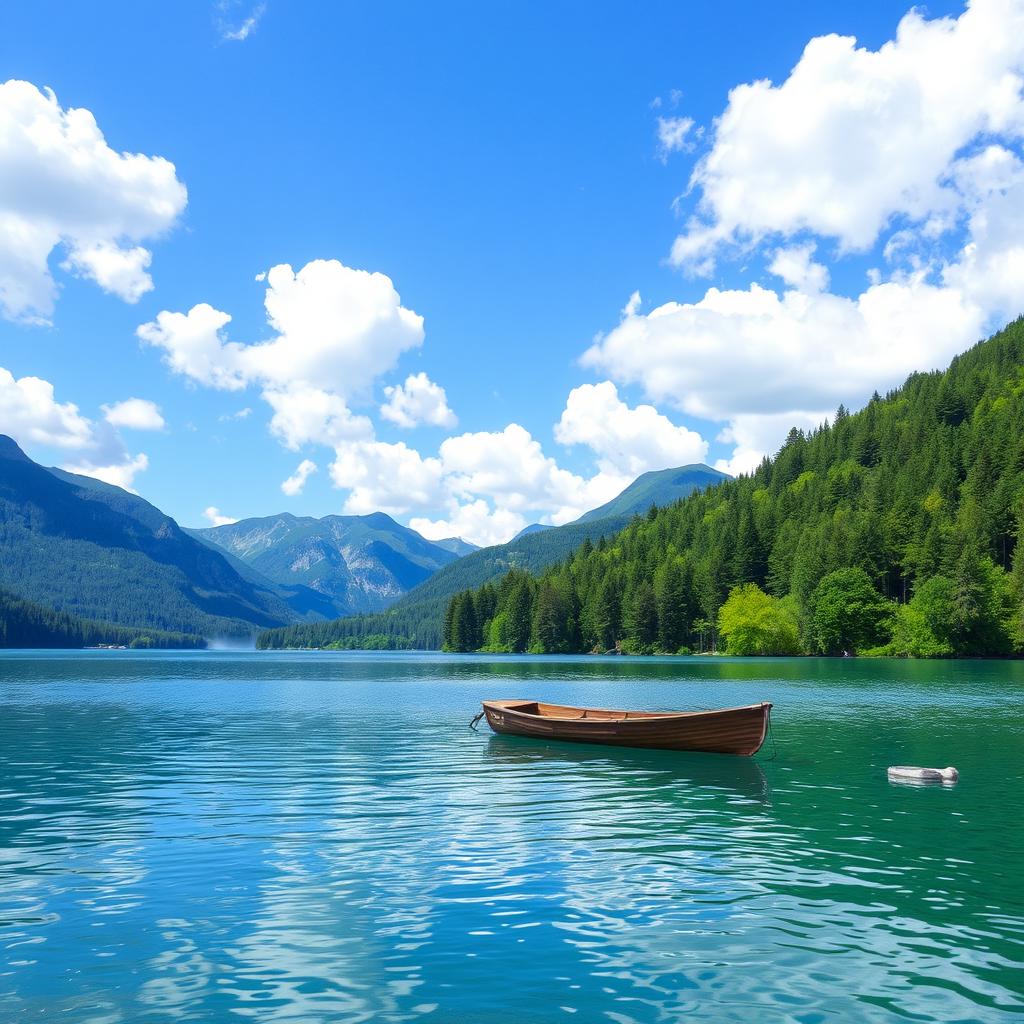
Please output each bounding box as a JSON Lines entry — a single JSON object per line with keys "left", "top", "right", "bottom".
{"left": 0, "top": 651, "right": 1022, "bottom": 1023}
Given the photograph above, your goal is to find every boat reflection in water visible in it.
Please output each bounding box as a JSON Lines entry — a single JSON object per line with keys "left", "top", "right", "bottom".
{"left": 482, "top": 733, "right": 771, "bottom": 805}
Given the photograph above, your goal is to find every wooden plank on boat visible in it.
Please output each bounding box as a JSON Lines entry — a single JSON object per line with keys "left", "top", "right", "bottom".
{"left": 480, "top": 699, "right": 772, "bottom": 756}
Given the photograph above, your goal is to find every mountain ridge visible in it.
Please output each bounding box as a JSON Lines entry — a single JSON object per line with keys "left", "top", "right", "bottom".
{"left": 0, "top": 437, "right": 298, "bottom": 637}
{"left": 258, "top": 463, "right": 730, "bottom": 649}
{"left": 191, "top": 510, "right": 467, "bottom": 616}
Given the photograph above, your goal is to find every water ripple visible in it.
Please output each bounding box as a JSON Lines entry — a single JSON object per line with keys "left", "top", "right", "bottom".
{"left": 0, "top": 650, "right": 1022, "bottom": 1022}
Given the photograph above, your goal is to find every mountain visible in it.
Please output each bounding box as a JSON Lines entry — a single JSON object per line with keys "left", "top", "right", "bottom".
{"left": 0, "top": 436, "right": 298, "bottom": 637}
{"left": 439, "top": 317, "right": 1024, "bottom": 658}
{"left": 190, "top": 511, "right": 466, "bottom": 616}
{"left": 576, "top": 465, "right": 730, "bottom": 523}
{"left": 432, "top": 536, "right": 479, "bottom": 557}
{"left": 511, "top": 523, "right": 550, "bottom": 541}
{"left": 258, "top": 462, "right": 729, "bottom": 650}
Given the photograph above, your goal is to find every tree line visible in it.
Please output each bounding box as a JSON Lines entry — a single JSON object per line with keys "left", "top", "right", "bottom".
{"left": 0, "top": 588, "right": 206, "bottom": 649}
{"left": 442, "top": 317, "right": 1024, "bottom": 658}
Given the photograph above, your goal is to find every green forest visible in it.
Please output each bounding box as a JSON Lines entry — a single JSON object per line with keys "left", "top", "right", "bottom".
{"left": 441, "top": 318, "right": 1024, "bottom": 658}
{"left": 0, "top": 588, "right": 206, "bottom": 649}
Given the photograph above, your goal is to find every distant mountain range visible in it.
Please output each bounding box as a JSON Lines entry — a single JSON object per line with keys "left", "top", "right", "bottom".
{"left": 0, "top": 431, "right": 728, "bottom": 647}
{"left": 190, "top": 512, "right": 474, "bottom": 616}
{"left": 258, "top": 463, "right": 729, "bottom": 649}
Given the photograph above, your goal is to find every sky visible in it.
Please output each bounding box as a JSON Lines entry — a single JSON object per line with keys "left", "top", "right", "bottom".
{"left": 2, "top": 0, "right": 1023, "bottom": 546}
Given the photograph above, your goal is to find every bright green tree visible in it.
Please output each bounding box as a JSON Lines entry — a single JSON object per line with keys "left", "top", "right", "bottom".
{"left": 808, "top": 568, "right": 892, "bottom": 655}
{"left": 717, "top": 583, "right": 801, "bottom": 656}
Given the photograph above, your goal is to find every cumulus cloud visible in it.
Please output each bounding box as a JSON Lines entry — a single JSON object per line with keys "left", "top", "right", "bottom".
{"left": 380, "top": 372, "right": 457, "bottom": 429}
{"left": 0, "top": 367, "right": 94, "bottom": 448}
{"left": 584, "top": 0, "right": 1024, "bottom": 470}
{"left": 203, "top": 506, "right": 238, "bottom": 527}
{"left": 768, "top": 244, "right": 830, "bottom": 293}
{"left": 671, "top": 0, "right": 1024, "bottom": 271}
{"left": 555, "top": 381, "right": 708, "bottom": 477}
{"left": 281, "top": 459, "right": 317, "bottom": 496}
{"left": 0, "top": 366, "right": 152, "bottom": 490}
{"left": 102, "top": 398, "right": 165, "bottom": 431}
{"left": 0, "top": 80, "right": 187, "bottom": 322}
{"left": 263, "top": 385, "right": 373, "bottom": 450}
{"left": 138, "top": 259, "right": 424, "bottom": 447}
{"left": 583, "top": 280, "right": 986, "bottom": 465}
{"left": 410, "top": 501, "right": 528, "bottom": 550}
{"left": 326, "top": 423, "right": 632, "bottom": 547}
{"left": 439, "top": 424, "right": 582, "bottom": 515}
{"left": 330, "top": 440, "right": 444, "bottom": 516}
{"left": 713, "top": 412, "right": 828, "bottom": 477}
{"left": 64, "top": 452, "right": 150, "bottom": 492}
{"left": 137, "top": 304, "right": 245, "bottom": 390}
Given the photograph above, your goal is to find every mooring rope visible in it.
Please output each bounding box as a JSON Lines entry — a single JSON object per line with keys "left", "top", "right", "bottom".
{"left": 468, "top": 710, "right": 485, "bottom": 731}
{"left": 766, "top": 705, "right": 778, "bottom": 762}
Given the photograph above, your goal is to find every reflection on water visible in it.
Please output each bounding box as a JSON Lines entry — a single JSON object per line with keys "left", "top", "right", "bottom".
{"left": 483, "top": 735, "right": 773, "bottom": 803}
{"left": 0, "top": 650, "right": 1022, "bottom": 1023}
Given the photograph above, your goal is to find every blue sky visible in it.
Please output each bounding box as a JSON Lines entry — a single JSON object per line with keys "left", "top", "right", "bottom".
{"left": 2, "top": 0, "right": 1021, "bottom": 545}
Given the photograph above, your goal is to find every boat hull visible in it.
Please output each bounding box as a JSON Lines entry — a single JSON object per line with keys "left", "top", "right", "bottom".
{"left": 481, "top": 700, "right": 772, "bottom": 756}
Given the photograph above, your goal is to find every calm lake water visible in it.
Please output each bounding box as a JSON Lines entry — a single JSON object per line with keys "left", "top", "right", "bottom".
{"left": 0, "top": 651, "right": 1022, "bottom": 1023}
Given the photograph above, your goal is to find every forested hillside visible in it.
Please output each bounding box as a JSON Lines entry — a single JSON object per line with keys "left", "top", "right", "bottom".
{"left": 256, "top": 465, "right": 726, "bottom": 650}
{"left": 0, "top": 437, "right": 297, "bottom": 637}
{"left": 0, "top": 589, "right": 204, "bottom": 649}
{"left": 442, "top": 318, "right": 1024, "bottom": 658}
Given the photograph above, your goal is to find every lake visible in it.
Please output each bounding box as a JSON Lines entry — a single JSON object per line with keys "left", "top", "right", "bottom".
{"left": 0, "top": 651, "right": 1022, "bottom": 1023}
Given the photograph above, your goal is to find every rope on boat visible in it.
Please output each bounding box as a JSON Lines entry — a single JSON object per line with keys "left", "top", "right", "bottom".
{"left": 765, "top": 705, "right": 778, "bottom": 762}
{"left": 468, "top": 710, "right": 486, "bottom": 731}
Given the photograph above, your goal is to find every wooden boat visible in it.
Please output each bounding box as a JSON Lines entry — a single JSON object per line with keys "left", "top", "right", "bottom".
{"left": 479, "top": 699, "right": 772, "bottom": 756}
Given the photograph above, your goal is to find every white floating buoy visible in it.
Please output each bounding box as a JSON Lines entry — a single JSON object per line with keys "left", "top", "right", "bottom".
{"left": 888, "top": 765, "right": 959, "bottom": 784}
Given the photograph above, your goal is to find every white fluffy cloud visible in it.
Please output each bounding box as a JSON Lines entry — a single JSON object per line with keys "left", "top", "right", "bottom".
{"left": 439, "top": 424, "right": 585, "bottom": 515}
{"left": 410, "top": 501, "right": 528, "bottom": 550}
{"left": 138, "top": 259, "right": 424, "bottom": 447}
{"left": 380, "top": 372, "right": 457, "bottom": 429}
{"left": 262, "top": 385, "right": 373, "bottom": 450}
{"left": 281, "top": 459, "right": 317, "bottom": 496}
{"left": 327, "top": 423, "right": 631, "bottom": 546}
{"left": 585, "top": 280, "right": 984, "bottom": 423}
{"left": 137, "top": 304, "right": 245, "bottom": 390}
{"left": 0, "top": 367, "right": 152, "bottom": 490}
{"left": 330, "top": 440, "right": 444, "bottom": 516}
{"left": 0, "top": 80, "right": 187, "bottom": 322}
{"left": 203, "top": 506, "right": 238, "bottom": 527}
{"left": 0, "top": 367, "right": 93, "bottom": 448}
{"left": 768, "top": 244, "right": 830, "bottom": 293}
{"left": 584, "top": 0, "right": 1024, "bottom": 470}
{"left": 672, "top": 0, "right": 1024, "bottom": 271}
{"left": 584, "top": 279, "right": 986, "bottom": 465}
{"left": 64, "top": 452, "right": 150, "bottom": 492}
{"left": 102, "top": 398, "right": 165, "bottom": 431}
{"left": 555, "top": 381, "right": 708, "bottom": 476}
{"left": 250, "top": 261, "right": 424, "bottom": 396}
{"left": 713, "top": 412, "right": 828, "bottom": 477}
